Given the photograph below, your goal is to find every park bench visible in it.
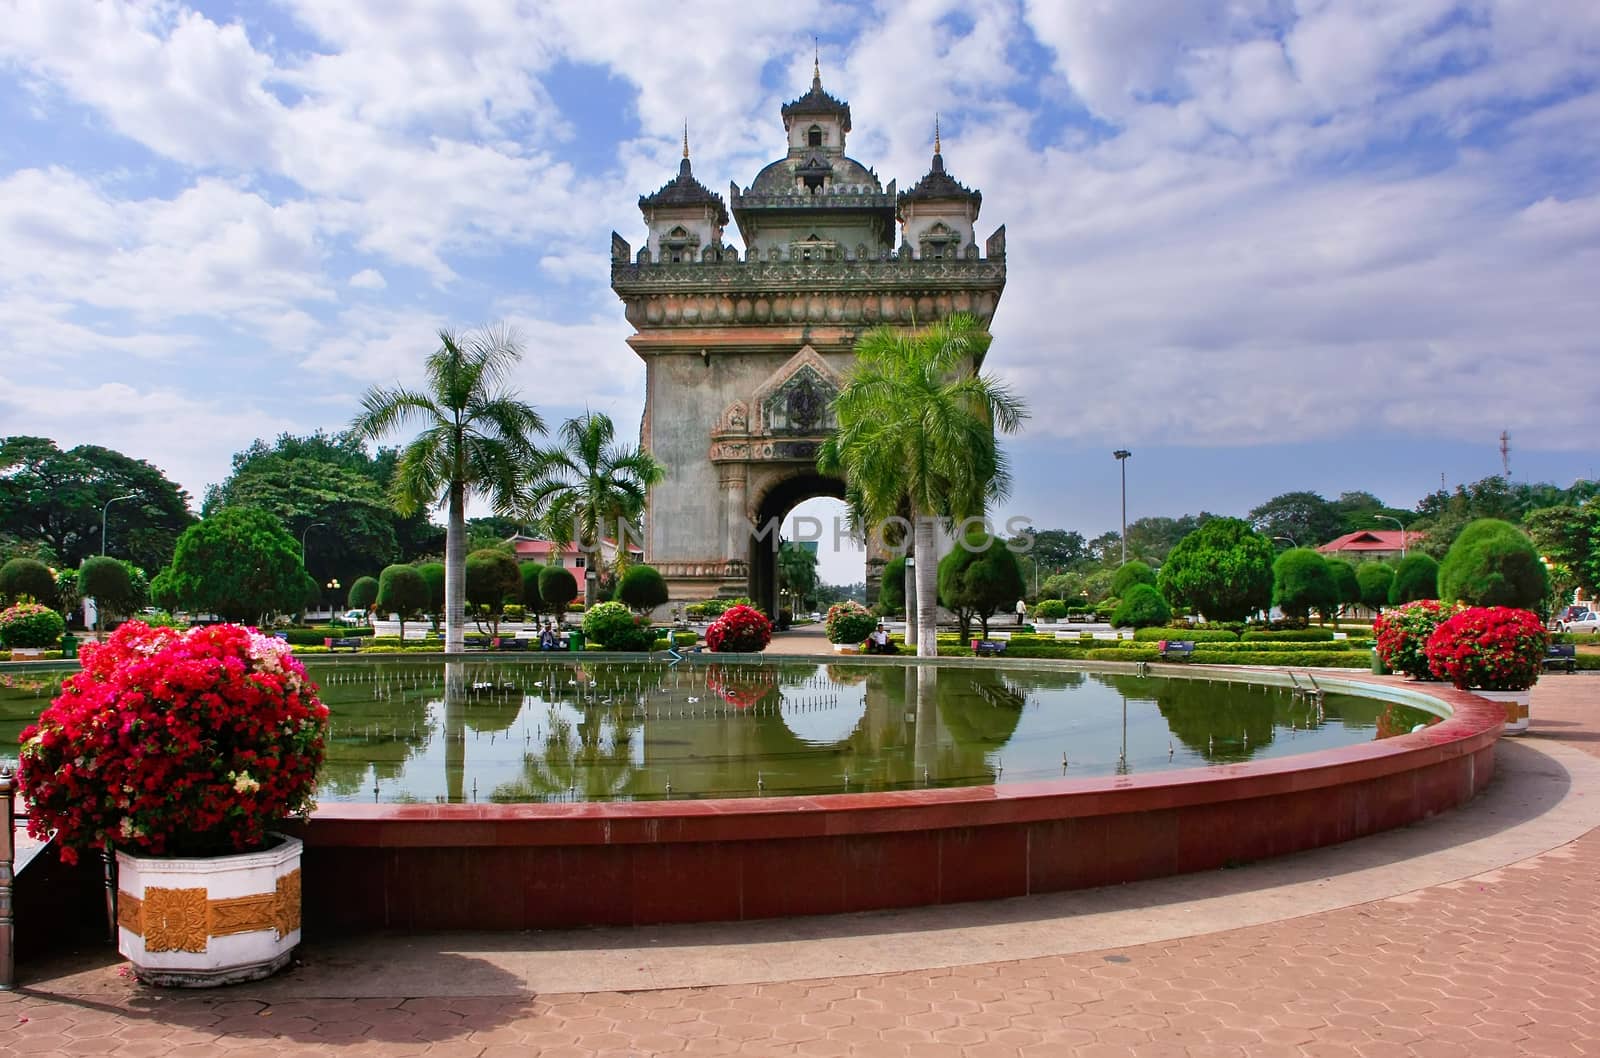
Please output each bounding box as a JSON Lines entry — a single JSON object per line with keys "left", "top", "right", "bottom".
{"left": 1158, "top": 640, "right": 1196, "bottom": 661}
{"left": 493, "top": 636, "right": 529, "bottom": 651}
{"left": 463, "top": 634, "right": 492, "bottom": 650}
{"left": 1543, "top": 643, "right": 1578, "bottom": 674}
{"left": 972, "top": 639, "right": 1008, "bottom": 657}
{"left": 322, "top": 637, "right": 362, "bottom": 652}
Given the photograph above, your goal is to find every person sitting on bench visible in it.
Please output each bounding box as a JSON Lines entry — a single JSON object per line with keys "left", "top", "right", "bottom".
{"left": 865, "top": 624, "right": 893, "bottom": 654}
{"left": 539, "top": 622, "right": 559, "bottom": 651}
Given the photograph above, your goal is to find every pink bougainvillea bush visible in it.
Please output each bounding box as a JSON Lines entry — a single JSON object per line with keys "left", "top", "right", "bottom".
{"left": 1374, "top": 599, "right": 1452, "bottom": 680}
{"left": 1425, "top": 606, "right": 1548, "bottom": 691}
{"left": 18, "top": 621, "right": 329, "bottom": 863}
{"left": 705, "top": 604, "right": 772, "bottom": 653}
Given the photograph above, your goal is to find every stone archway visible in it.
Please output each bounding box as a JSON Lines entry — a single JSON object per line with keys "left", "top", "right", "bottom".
{"left": 747, "top": 471, "right": 847, "bottom": 618}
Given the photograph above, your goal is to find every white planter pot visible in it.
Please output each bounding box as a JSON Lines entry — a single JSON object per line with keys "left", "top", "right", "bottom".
{"left": 1475, "top": 688, "right": 1531, "bottom": 736}
{"left": 116, "top": 834, "right": 302, "bottom": 987}
{"left": 7, "top": 646, "right": 51, "bottom": 660}
{"left": 831, "top": 642, "right": 860, "bottom": 654}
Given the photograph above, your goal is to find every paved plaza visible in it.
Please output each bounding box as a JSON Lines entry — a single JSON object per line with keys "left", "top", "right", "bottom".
{"left": 6, "top": 673, "right": 1599, "bottom": 1056}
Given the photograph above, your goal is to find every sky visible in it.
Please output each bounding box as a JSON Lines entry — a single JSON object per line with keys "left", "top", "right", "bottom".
{"left": 1, "top": 0, "right": 1597, "bottom": 586}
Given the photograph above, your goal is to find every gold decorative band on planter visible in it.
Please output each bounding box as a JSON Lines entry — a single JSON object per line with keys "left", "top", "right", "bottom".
{"left": 117, "top": 870, "right": 301, "bottom": 953}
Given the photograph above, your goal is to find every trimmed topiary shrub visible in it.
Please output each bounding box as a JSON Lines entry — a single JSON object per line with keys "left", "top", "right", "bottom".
{"left": 0, "top": 602, "right": 65, "bottom": 649}
{"left": 1389, "top": 554, "right": 1439, "bottom": 605}
{"left": 1374, "top": 599, "right": 1452, "bottom": 680}
{"left": 1272, "top": 548, "right": 1336, "bottom": 621}
{"left": 706, "top": 604, "right": 772, "bottom": 653}
{"left": 878, "top": 556, "right": 907, "bottom": 615}
{"left": 1357, "top": 562, "right": 1395, "bottom": 613}
{"left": 348, "top": 575, "right": 380, "bottom": 613}
{"left": 618, "top": 565, "right": 669, "bottom": 613}
{"left": 416, "top": 562, "right": 446, "bottom": 619}
{"left": 1424, "top": 606, "right": 1547, "bottom": 691}
{"left": 1158, "top": 517, "right": 1274, "bottom": 622}
{"left": 465, "top": 549, "right": 521, "bottom": 633}
{"left": 539, "top": 565, "right": 580, "bottom": 624}
{"left": 376, "top": 564, "right": 428, "bottom": 640}
{"left": 517, "top": 562, "right": 545, "bottom": 617}
{"left": 1034, "top": 599, "right": 1069, "bottom": 621}
{"left": 1437, "top": 519, "right": 1550, "bottom": 612}
{"left": 582, "top": 600, "right": 655, "bottom": 650}
{"left": 0, "top": 557, "right": 57, "bottom": 607}
{"left": 1111, "top": 583, "right": 1171, "bottom": 628}
{"left": 825, "top": 601, "right": 878, "bottom": 645}
{"left": 78, "top": 555, "right": 139, "bottom": 625}
{"left": 1111, "top": 561, "right": 1157, "bottom": 598}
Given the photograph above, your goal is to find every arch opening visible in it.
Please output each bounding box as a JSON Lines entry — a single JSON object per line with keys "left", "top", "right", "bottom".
{"left": 748, "top": 473, "right": 853, "bottom": 620}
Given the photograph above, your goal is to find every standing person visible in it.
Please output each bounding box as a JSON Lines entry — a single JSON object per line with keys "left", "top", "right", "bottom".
{"left": 1016, "top": 599, "right": 1027, "bottom": 626}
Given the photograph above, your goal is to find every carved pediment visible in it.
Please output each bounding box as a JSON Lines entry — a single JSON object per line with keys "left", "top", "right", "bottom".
{"left": 750, "top": 345, "right": 842, "bottom": 436}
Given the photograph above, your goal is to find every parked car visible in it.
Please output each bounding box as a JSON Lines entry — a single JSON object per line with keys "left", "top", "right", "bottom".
{"left": 1560, "top": 611, "right": 1600, "bottom": 634}
{"left": 341, "top": 609, "right": 370, "bottom": 624}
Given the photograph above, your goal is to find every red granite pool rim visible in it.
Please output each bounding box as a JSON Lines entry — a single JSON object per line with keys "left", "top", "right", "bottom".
{"left": 294, "top": 667, "right": 1505, "bottom": 932}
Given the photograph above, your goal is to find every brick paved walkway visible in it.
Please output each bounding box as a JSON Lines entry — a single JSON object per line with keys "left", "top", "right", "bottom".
{"left": 6, "top": 675, "right": 1598, "bottom": 1056}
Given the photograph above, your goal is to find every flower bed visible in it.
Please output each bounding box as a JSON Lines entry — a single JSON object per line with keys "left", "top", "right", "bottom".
{"left": 1374, "top": 600, "right": 1453, "bottom": 679}
{"left": 706, "top": 605, "right": 772, "bottom": 653}
{"left": 824, "top": 602, "right": 877, "bottom": 645}
{"left": 18, "top": 621, "right": 330, "bottom": 863}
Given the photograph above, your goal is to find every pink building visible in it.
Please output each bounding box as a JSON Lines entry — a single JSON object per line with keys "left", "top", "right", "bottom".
{"left": 506, "top": 535, "right": 643, "bottom": 574}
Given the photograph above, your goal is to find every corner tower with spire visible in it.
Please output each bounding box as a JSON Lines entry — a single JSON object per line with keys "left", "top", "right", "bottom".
{"left": 609, "top": 57, "right": 1007, "bottom": 611}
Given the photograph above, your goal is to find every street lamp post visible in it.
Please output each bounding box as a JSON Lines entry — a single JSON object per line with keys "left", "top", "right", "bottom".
{"left": 1273, "top": 535, "right": 1298, "bottom": 549}
{"left": 1373, "top": 515, "right": 1407, "bottom": 558}
{"left": 100, "top": 494, "right": 138, "bottom": 555}
{"left": 301, "top": 522, "right": 326, "bottom": 567}
{"left": 1113, "top": 450, "right": 1131, "bottom": 566}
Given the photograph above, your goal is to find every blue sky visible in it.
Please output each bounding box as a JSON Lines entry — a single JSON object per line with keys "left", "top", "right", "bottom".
{"left": 1, "top": 1, "right": 1596, "bottom": 584}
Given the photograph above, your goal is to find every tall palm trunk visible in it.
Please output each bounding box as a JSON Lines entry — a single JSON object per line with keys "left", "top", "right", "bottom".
{"left": 903, "top": 546, "right": 918, "bottom": 649}
{"left": 445, "top": 485, "right": 466, "bottom": 654}
{"left": 914, "top": 513, "right": 938, "bottom": 657}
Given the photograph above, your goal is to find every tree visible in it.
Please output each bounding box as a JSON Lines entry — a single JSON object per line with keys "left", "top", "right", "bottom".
{"left": 877, "top": 555, "right": 908, "bottom": 615}
{"left": 1523, "top": 504, "right": 1598, "bottom": 601}
{"left": 466, "top": 516, "right": 523, "bottom": 553}
{"left": 1272, "top": 548, "right": 1336, "bottom": 622}
{"left": 937, "top": 531, "right": 1027, "bottom": 639}
{"left": 1111, "top": 583, "right": 1171, "bottom": 629}
{"left": 777, "top": 542, "right": 819, "bottom": 612}
{"left": 539, "top": 565, "right": 579, "bottom": 626}
{"left": 376, "top": 564, "right": 429, "bottom": 641}
{"left": 1438, "top": 518, "right": 1550, "bottom": 611}
{"left": 1022, "top": 528, "right": 1090, "bottom": 572}
{"left": 521, "top": 411, "right": 664, "bottom": 607}
{"left": 818, "top": 314, "right": 1026, "bottom": 657}
{"left": 348, "top": 575, "right": 380, "bottom": 613}
{"left": 618, "top": 564, "right": 669, "bottom": 614}
{"left": 0, "top": 436, "right": 193, "bottom": 571}
{"left": 162, "top": 508, "right": 306, "bottom": 623}
{"left": 1389, "top": 554, "right": 1439, "bottom": 604}
{"left": 1326, "top": 559, "right": 1360, "bottom": 619}
{"left": 205, "top": 430, "right": 404, "bottom": 590}
{"left": 416, "top": 561, "right": 446, "bottom": 624}
{"left": 1248, "top": 491, "right": 1344, "bottom": 550}
{"left": 350, "top": 327, "right": 547, "bottom": 653}
{"left": 1357, "top": 562, "right": 1395, "bottom": 613}
{"left": 1123, "top": 514, "right": 1210, "bottom": 564}
{"left": 1111, "top": 560, "right": 1157, "bottom": 598}
{"left": 0, "top": 557, "right": 57, "bottom": 606}
{"left": 78, "top": 556, "right": 143, "bottom": 630}
{"left": 518, "top": 562, "right": 546, "bottom": 619}
{"left": 1157, "top": 517, "right": 1274, "bottom": 623}
{"left": 465, "top": 548, "right": 521, "bottom": 634}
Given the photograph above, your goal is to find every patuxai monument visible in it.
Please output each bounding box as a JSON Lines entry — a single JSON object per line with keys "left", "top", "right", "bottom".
{"left": 611, "top": 62, "right": 1007, "bottom": 613}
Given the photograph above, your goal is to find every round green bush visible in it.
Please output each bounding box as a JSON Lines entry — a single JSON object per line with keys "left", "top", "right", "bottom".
{"left": 1357, "top": 562, "right": 1395, "bottom": 612}
{"left": 1272, "top": 548, "right": 1336, "bottom": 621}
{"left": 1437, "top": 518, "right": 1549, "bottom": 611}
{"left": 1034, "top": 599, "right": 1069, "bottom": 621}
{"left": 538, "top": 566, "right": 579, "bottom": 614}
{"left": 348, "top": 575, "right": 380, "bottom": 612}
{"left": 1112, "top": 583, "right": 1171, "bottom": 628}
{"left": 518, "top": 563, "right": 545, "bottom": 614}
{"left": 417, "top": 562, "right": 446, "bottom": 614}
{"left": 0, "top": 558, "right": 57, "bottom": 607}
{"left": 617, "top": 565, "right": 669, "bottom": 612}
{"left": 465, "top": 549, "right": 521, "bottom": 613}
{"left": 78, "top": 556, "right": 136, "bottom": 618}
{"left": 582, "top": 600, "right": 652, "bottom": 649}
{"left": 0, "top": 602, "right": 65, "bottom": 649}
{"left": 1111, "top": 561, "right": 1157, "bottom": 598}
{"left": 878, "top": 556, "right": 907, "bottom": 615}
{"left": 1388, "top": 554, "right": 1439, "bottom": 605}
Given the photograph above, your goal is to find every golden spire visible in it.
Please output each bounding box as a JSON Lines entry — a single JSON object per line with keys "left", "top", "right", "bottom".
{"left": 683, "top": 121, "right": 689, "bottom": 160}
{"left": 934, "top": 113, "right": 941, "bottom": 155}
{"left": 813, "top": 37, "right": 821, "bottom": 86}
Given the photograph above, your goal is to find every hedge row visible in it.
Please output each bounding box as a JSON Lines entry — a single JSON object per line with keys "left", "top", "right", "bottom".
{"left": 1132, "top": 627, "right": 1241, "bottom": 643}
{"left": 1240, "top": 629, "right": 1336, "bottom": 642}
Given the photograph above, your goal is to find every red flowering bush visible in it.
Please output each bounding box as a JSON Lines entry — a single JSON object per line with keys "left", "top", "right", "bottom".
{"left": 705, "top": 604, "right": 772, "bottom": 653}
{"left": 0, "top": 602, "right": 65, "bottom": 649}
{"left": 18, "top": 622, "right": 330, "bottom": 863}
{"left": 824, "top": 601, "right": 876, "bottom": 645}
{"left": 1374, "top": 599, "right": 1452, "bottom": 680}
{"left": 1425, "top": 606, "right": 1547, "bottom": 691}
{"left": 704, "top": 664, "right": 777, "bottom": 709}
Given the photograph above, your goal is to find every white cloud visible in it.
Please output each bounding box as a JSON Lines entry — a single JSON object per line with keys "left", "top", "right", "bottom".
{"left": 348, "top": 268, "right": 386, "bottom": 290}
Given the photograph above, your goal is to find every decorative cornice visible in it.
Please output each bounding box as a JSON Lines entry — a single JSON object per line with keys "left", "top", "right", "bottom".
{"left": 613, "top": 257, "right": 1004, "bottom": 296}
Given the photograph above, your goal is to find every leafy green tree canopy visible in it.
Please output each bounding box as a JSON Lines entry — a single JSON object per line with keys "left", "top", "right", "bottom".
{"left": 1272, "top": 548, "right": 1337, "bottom": 621}
{"left": 1157, "top": 517, "right": 1274, "bottom": 623}
{"left": 878, "top": 555, "right": 907, "bottom": 615}
{"left": 517, "top": 562, "right": 545, "bottom": 616}
{"left": 163, "top": 508, "right": 306, "bottom": 623}
{"left": 0, "top": 557, "right": 57, "bottom": 606}
{"left": 78, "top": 556, "right": 142, "bottom": 622}
{"left": 1326, "top": 558, "right": 1360, "bottom": 609}
{"left": 1248, "top": 492, "right": 1344, "bottom": 550}
{"left": 1388, "top": 554, "right": 1440, "bottom": 604}
{"left": 1437, "top": 518, "right": 1550, "bottom": 611}
{"left": 617, "top": 564, "right": 669, "bottom": 613}
{"left": 937, "top": 530, "right": 1027, "bottom": 639}
{"left": 0, "top": 436, "right": 193, "bottom": 571}
{"left": 376, "top": 564, "right": 429, "bottom": 640}
{"left": 1356, "top": 562, "right": 1395, "bottom": 612}
{"left": 539, "top": 565, "right": 579, "bottom": 621}
{"left": 1111, "top": 560, "right": 1157, "bottom": 598}
{"left": 466, "top": 548, "right": 521, "bottom": 610}
{"left": 416, "top": 561, "right": 446, "bottom": 616}
{"left": 348, "top": 575, "right": 380, "bottom": 612}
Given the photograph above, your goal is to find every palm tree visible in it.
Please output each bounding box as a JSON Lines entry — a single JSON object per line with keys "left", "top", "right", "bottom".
{"left": 522, "top": 411, "right": 665, "bottom": 606}
{"left": 818, "top": 313, "right": 1026, "bottom": 657}
{"left": 778, "top": 540, "right": 819, "bottom": 613}
{"left": 350, "top": 327, "right": 546, "bottom": 654}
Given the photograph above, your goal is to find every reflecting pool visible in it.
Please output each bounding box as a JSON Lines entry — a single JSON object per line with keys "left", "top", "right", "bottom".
{"left": 1, "top": 659, "right": 1443, "bottom": 804}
